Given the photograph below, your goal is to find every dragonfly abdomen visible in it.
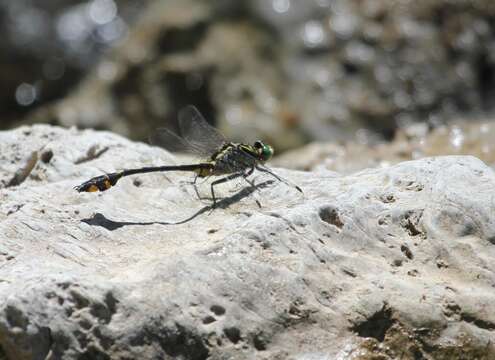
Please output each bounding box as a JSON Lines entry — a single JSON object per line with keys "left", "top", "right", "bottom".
{"left": 75, "top": 164, "right": 214, "bottom": 192}
{"left": 75, "top": 172, "right": 123, "bottom": 192}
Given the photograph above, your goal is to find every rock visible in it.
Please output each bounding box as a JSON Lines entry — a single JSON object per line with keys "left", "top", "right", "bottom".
{"left": 1, "top": 125, "right": 495, "bottom": 359}
{"left": 274, "top": 120, "right": 495, "bottom": 173}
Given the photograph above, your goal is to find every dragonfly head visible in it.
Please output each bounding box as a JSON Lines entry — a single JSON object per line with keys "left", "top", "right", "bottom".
{"left": 254, "top": 141, "right": 274, "bottom": 162}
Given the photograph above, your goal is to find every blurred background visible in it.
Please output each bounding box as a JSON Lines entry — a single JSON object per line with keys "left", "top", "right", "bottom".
{"left": 1, "top": 0, "right": 495, "bottom": 172}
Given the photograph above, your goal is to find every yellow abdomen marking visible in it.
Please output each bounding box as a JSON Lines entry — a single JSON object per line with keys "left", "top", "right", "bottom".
{"left": 103, "top": 179, "right": 112, "bottom": 189}
{"left": 196, "top": 166, "right": 213, "bottom": 178}
{"left": 88, "top": 185, "right": 99, "bottom": 192}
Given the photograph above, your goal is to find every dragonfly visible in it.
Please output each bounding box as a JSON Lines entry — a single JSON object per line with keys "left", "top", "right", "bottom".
{"left": 74, "top": 105, "right": 302, "bottom": 207}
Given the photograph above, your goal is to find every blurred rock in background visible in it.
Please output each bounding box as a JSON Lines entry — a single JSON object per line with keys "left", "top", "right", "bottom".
{"left": 0, "top": 0, "right": 145, "bottom": 127}
{"left": 273, "top": 120, "right": 495, "bottom": 173}
{"left": 2, "top": 0, "right": 495, "bottom": 153}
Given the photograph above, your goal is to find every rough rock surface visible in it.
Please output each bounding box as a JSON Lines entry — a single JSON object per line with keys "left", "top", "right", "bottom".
{"left": 1, "top": 125, "right": 495, "bottom": 359}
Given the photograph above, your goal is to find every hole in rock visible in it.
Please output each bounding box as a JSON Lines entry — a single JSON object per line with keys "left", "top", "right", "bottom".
{"left": 319, "top": 206, "right": 344, "bottom": 229}
{"left": 351, "top": 304, "right": 395, "bottom": 342}
{"left": 210, "top": 305, "right": 226, "bottom": 316}
{"left": 223, "top": 327, "right": 241, "bottom": 344}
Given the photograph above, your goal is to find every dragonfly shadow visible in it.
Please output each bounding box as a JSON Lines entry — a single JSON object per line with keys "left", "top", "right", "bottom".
{"left": 80, "top": 180, "right": 274, "bottom": 230}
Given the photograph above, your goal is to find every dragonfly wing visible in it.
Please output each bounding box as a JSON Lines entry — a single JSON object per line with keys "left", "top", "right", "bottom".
{"left": 178, "top": 105, "right": 226, "bottom": 155}
{"left": 149, "top": 127, "right": 205, "bottom": 156}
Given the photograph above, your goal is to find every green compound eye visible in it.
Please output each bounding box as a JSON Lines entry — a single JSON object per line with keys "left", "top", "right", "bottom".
{"left": 253, "top": 141, "right": 273, "bottom": 161}
{"left": 261, "top": 144, "right": 274, "bottom": 161}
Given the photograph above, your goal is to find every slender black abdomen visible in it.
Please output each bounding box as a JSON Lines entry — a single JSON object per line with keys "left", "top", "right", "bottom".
{"left": 74, "top": 163, "right": 214, "bottom": 192}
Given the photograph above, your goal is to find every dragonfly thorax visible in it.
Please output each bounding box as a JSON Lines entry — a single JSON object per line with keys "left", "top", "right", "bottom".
{"left": 198, "top": 141, "right": 270, "bottom": 178}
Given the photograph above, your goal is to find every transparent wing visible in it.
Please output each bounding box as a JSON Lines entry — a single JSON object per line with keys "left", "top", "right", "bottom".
{"left": 149, "top": 127, "right": 206, "bottom": 156}
{"left": 178, "top": 105, "right": 226, "bottom": 155}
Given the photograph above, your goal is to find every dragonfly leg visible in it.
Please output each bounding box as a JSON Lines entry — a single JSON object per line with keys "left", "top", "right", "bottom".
{"left": 242, "top": 166, "right": 257, "bottom": 191}
{"left": 191, "top": 174, "right": 202, "bottom": 200}
{"left": 210, "top": 172, "right": 245, "bottom": 207}
{"left": 183, "top": 174, "right": 209, "bottom": 201}
{"left": 243, "top": 166, "right": 262, "bottom": 208}
{"left": 180, "top": 174, "right": 197, "bottom": 186}
{"left": 255, "top": 165, "right": 303, "bottom": 193}
{"left": 227, "top": 166, "right": 256, "bottom": 194}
